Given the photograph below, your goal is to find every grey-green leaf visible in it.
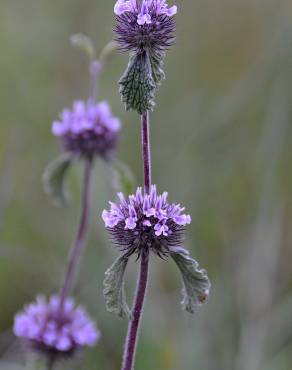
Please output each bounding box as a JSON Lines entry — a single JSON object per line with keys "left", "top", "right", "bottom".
{"left": 170, "top": 246, "right": 211, "bottom": 314}
{"left": 99, "top": 40, "right": 118, "bottom": 62}
{"left": 70, "top": 33, "right": 95, "bottom": 60}
{"left": 149, "top": 50, "right": 166, "bottom": 87}
{"left": 103, "top": 254, "right": 132, "bottom": 319}
{"left": 42, "top": 152, "right": 73, "bottom": 207}
{"left": 111, "top": 160, "right": 136, "bottom": 196}
{"left": 119, "top": 51, "right": 156, "bottom": 114}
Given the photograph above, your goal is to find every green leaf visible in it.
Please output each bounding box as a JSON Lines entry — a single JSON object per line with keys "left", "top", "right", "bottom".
{"left": 99, "top": 40, "right": 118, "bottom": 62}
{"left": 111, "top": 160, "right": 136, "bottom": 196}
{"left": 170, "top": 246, "right": 211, "bottom": 314}
{"left": 70, "top": 33, "right": 95, "bottom": 60}
{"left": 119, "top": 51, "right": 156, "bottom": 114}
{"left": 103, "top": 253, "right": 132, "bottom": 319}
{"left": 42, "top": 153, "right": 73, "bottom": 207}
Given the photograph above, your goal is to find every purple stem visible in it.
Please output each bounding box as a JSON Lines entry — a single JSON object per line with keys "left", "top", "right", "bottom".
{"left": 141, "top": 111, "right": 151, "bottom": 193}
{"left": 121, "top": 111, "right": 151, "bottom": 370}
{"left": 122, "top": 251, "right": 149, "bottom": 370}
{"left": 59, "top": 158, "right": 93, "bottom": 309}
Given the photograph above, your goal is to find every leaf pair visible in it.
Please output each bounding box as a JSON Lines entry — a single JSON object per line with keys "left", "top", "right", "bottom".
{"left": 43, "top": 155, "right": 135, "bottom": 207}
{"left": 71, "top": 34, "right": 117, "bottom": 63}
{"left": 103, "top": 246, "right": 210, "bottom": 320}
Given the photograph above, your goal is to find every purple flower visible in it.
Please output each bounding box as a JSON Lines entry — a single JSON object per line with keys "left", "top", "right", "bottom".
{"left": 114, "top": 0, "right": 177, "bottom": 53}
{"left": 102, "top": 185, "right": 191, "bottom": 257}
{"left": 52, "top": 100, "right": 121, "bottom": 160}
{"left": 114, "top": 1, "right": 177, "bottom": 23}
{"left": 14, "top": 295, "right": 100, "bottom": 354}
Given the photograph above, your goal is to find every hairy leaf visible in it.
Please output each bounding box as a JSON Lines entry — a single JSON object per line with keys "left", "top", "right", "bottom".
{"left": 99, "top": 40, "right": 118, "bottom": 62}
{"left": 149, "top": 50, "right": 166, "bottom": 87}
{"left": 103, "top": 254, "right": 132, "bottom": 319}
{"left": 42, "top": 152, "right": 73, "bottom": 207}
{"left": 119, "top": 51, "right": 156, "bottom": 114}
{"left": 70, "top": 33, "right": 95, "bottom": 60}
{"left": 170, "top": 246, "right": 211, "bottom": 313}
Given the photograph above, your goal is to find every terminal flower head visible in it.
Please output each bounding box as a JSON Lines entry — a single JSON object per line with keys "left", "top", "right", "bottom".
{"left": 14, "top": 295, "right": 100, "bottom": 354}
{"left": 114, "top": 0, "right": 177, "bottom": 24}
{"left": 102, "top": 185, "right": 191, "bottom": 258}
{"left": 114, "top": 1, "right": 178, "bottom": 113}
{"left": 114, "top": 0, "right": 177, "bottom": 53}
{"left": 52, "top": 100, "right": 121, "bottom": 160}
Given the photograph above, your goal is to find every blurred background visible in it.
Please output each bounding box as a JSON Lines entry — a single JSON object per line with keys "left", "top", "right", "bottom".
{"left": 1, "top": 0, "right": 292, "bottom": 369}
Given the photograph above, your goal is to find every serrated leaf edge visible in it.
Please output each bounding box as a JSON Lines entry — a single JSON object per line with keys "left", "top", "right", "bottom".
{"left": 170, "top": 246, "right": 211, "bottom": 314}
{"left": 103, "top": 253, "right": 132, "bottom": 320}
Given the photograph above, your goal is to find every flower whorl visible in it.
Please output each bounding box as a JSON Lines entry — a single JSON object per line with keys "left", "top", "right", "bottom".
{"left": 114, "top": 0, "right": 178, "bottom": 113}
{"left": 52, "top": 101, "right": 121, "bottom": 160}
{"left": 102, "top": 185, "right": 191, "bottom": 258}
{"left": 14, "top": 296, "right": 99, "bottom": 354}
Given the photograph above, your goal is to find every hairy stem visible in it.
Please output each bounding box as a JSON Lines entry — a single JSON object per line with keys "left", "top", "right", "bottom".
{"left": 122, "top": 251, "right": 149, "bottom": 370}
{"left": 141, "top": 111, "right": 151, "bottom": 193}
{"left": 59, "top": 158, "right": 93, "bottom": 309}
{"left": 121, "top": 111, "right": 152, "bottom": 370}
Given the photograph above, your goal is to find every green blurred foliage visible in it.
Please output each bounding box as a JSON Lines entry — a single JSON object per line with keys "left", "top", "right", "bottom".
{"left": 1, "top": 0, "right": 292, "bottom": 369}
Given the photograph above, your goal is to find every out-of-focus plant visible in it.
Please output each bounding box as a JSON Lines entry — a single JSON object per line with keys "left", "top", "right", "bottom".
{"left": 12, "top": 35, "right": 130, "bottom": 369}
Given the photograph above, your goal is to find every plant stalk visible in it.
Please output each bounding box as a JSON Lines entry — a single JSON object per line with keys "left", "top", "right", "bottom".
{"left": 121, "top": 111, "right": 151, "bottom": 370}
{"left": 141, "top": 111, "right": 151, "bottom": 193}
{"left": 59, "top": 158, "right": 93, "bottom": 309}
{"left": 121, "top": 251, "right": 149, "bottom": 370}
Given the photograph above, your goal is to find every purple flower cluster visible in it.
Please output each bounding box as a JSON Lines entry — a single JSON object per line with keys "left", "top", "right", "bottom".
{"left": 114, "top": 0, "right": 177, "bottom": 53}
{"left": 14, "top": 296, "right": 99, "bottom": 353}
{"left": 114, "top": 0, "right": 177, "bottom": 24}
{"left": 102, "top": 185, "right": 191, "bottom": 257}
{"left": 52, "top": 101, "right": 121, "bottom": 160}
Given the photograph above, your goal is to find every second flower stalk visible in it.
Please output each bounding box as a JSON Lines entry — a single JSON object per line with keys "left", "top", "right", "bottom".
{"left": 13, "top": 40, "right": 122, "bottom": 366}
